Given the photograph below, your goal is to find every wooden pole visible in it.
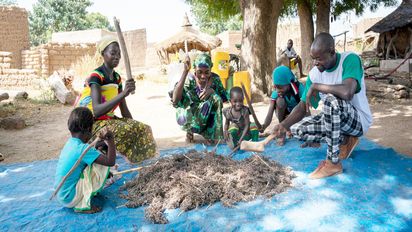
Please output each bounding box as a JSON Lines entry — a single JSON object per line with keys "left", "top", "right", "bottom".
{"left": 241, "top": 83, "right": 262, "bottom": 130}
{"left": 113, "top": 17, "right": 135, "bottom": 94}
{"left": 50, "top": 137, "right": 101, "bottom": 200}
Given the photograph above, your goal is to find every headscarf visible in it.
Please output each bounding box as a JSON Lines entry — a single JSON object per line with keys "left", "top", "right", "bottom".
{"left": 272, "top": 65, "right": 294, "bottom": 86}
{"left": 97, "top": 35, "right": 118, "bottom": 55}
{"left": 193, "top": 53, "right": 213, "bottom": 69}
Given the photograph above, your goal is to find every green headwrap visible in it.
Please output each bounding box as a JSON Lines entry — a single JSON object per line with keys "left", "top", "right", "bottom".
{"left": 193, "top": 53, "right": 213, "bottom": 69}
{"left": 97, "top": 35, "right": 118, "bottom": 55}
{"left": 272, "top": 65, "right": 294, "bottom": 86}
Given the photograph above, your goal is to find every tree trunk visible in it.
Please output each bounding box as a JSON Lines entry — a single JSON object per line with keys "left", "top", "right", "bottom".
{"left": 315, "top": 0, "right": 330, "bottom": 35}
{"left": 240, "top": 0, "right": 283, "bottom": 97}
{"left": 297, "top": 0, "right": 314, "bottom": 74}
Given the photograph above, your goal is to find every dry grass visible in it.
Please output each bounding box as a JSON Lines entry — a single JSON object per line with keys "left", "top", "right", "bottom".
{"left": 120, "top": 149, "right": 295, "bottom": 224}
{"left": 70, "top": 54, "right": 103, "bottom": 80}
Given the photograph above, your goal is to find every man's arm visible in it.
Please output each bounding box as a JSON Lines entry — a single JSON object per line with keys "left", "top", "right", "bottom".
{"left": 280, "top": 101, "right": 307, "bottom": 130}
{"left": 311, "top": 78, "right": 357, "bottom": 101}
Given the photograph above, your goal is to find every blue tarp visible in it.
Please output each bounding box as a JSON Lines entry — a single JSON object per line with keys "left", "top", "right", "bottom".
{"left": 1, "top": 138, "right": 412, "bottom": 231}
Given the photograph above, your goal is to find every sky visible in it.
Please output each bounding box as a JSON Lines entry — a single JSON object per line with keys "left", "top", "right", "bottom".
{"left": 16, "top": 0, "right": 194, "bottom": 43}
{"left": 16, "top": 0, "right": 401, "bottom": 43}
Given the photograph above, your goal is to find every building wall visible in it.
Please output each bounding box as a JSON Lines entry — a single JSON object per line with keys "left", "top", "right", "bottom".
{"left": 52, "top": 28, "right": 147, "bottom": 68}
{"left": 21, "top": 43, "right": 96, "bottom": 77}
{"left": 215, "top": 22, "right": 302, "bottom": 58}
{"left": 216, "top": 31, "right": 242, "bottom": 54}
{"left": 0, "top": 68, "right": 40, "bottom": 90}
{"left": 145, "top": 43, "right": 161, "bottom": 67}
{"left": 352, "top": 17, "right": 382, "bottom": 39}
{"left": 0, "top": 6, "right": 30, "bottom": 68}
{"left": 276, "top": 21, "right": 302, "bottom": 56}
{"left": 121, "top": 29, "right": 147, "bottom": 68}
{"left": 0, "top": 52, "right": 12, "bottom": 69}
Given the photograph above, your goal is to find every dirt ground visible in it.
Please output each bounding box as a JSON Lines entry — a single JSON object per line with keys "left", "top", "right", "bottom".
{"left": 0, "top": 79, "right": 411, "bottom": 164}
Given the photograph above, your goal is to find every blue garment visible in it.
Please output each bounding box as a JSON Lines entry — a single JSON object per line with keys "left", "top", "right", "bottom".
{"left": 271, "top": 81, "right": 304, "bottom": 112}
{"left": 54, "top": 137, "right": 101, "bottom": 205}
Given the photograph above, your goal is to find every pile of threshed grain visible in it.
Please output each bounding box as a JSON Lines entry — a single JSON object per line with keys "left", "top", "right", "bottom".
{"left": 120, "top": 149, "right": 295, "bottom": 224}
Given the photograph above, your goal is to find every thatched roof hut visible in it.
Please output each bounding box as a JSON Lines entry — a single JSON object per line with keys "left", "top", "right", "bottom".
{"left": 155, "top": 14, "right": 222, "bottom": 65}
{"left": 365, "top": 0, "right": 412, "bottom": 59}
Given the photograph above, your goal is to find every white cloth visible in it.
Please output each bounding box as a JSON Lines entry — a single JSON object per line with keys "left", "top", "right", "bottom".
{"left": 283, "top": 47, "right": 297, "bottom": 58}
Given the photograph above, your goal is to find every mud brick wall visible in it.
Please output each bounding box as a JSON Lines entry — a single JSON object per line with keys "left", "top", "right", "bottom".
{"left": 0, "top": 69, "right": 40, "bottom": 90}
{"left": 52, "top": 28, "right": 147, "bottom": 68}
{"left": 0, "top": 6, "right": 30, "bottom": 68}
{"left": 121, "top": 28, "right": 147, "bottom": 68}
{"left": 0, "top": 51, "right": 13, "bottom": 69}
{"left": 216, "top": 31, "right": 242, "bottom": 54}
{"left": 22, "top": 43, "right": 96, "bottom": 77}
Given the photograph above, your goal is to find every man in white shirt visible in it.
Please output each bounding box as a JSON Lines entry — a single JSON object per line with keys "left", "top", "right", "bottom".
{"left": 271, "top": 33, "right": 373, "bottom": 179}
{"left": 281, "top": 39, "right": 306, "bottom": 78}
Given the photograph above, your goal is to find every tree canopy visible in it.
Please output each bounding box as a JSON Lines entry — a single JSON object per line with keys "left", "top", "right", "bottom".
{"left": 0, "top": 0, "right": 17, "bottom": 5}
{"left": 184, "top": 0, "right": 399, "bottom": 94}
{"left": 185, "top": 0, "right": 242, "bottom": 35}
{"left": 29, "top": 0, "right": 113, "bottom": 46}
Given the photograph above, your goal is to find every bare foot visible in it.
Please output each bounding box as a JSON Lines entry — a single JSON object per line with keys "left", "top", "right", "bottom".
{"left": 286, "top": 131, "right": 293, "bottom": 138}
{"left": 259, "top": 132, "right": 270, "bottom": 138}
{"left": 277, "top": 137, "right": 286, "bottom": 146}
{"left": 226, "top": 134, "right": 235, "bottom": 149}
{"left": 300, "top": 142, "right": 321, "bottom": 148}
{"left": 186, "top": 132, "right": 194, "bottom": 143}
{"left": 205, "top": 139, "right": 215, "bottom": 146}
{"left": 74, "top": 205, "right": 102, "bottom": 214}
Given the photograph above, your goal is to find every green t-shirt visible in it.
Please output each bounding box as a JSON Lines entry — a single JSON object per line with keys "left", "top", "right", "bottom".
{"left": 301, "top": 53, "right": 363, "bottom": 109}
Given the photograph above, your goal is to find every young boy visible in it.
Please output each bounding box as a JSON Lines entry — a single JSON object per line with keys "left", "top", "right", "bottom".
{"left": 260, "top": 65, "right": 305, "bottom": 145}
{"left": 54, "top": 107, "right": 116, "bottom": 214}
{"left": 223, "top": 87, "right": 259, "bottom": 149}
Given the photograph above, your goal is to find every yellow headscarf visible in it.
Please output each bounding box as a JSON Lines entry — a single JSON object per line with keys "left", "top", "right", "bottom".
{"left": 97, "top": 35, "right": 118, "bottom": 55}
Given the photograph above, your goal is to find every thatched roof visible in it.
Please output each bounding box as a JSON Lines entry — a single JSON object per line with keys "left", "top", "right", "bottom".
{"left": 155, "top": 14, "right": 221, "bottom": 54}
{"left": 366, "top": 0, "right": 412, "bottom": 33}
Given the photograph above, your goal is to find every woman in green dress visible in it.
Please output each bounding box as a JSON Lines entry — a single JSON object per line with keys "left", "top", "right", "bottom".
{"left": 171, "top": 53, "right": 228, "bottom": 144}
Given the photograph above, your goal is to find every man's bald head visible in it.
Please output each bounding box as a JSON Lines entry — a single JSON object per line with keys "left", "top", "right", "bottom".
{"left": 310, "top": 33, "right": 337, "bottom": 72}
{"left": 311, "top": 33, "right": 335, "bottom": 54}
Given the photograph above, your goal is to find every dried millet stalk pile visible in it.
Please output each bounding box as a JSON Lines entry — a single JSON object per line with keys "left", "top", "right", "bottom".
{"left": 120, "top": 149, "right": 295, "bottom": 224}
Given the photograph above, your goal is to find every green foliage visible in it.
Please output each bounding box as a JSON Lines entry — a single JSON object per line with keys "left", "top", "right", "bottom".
{"left": 0, "top": 0, "right": 17, "bottom": 6}
{"left": 85, "top": 12, "right": 114, "bottom": 31}
{"left": 263, "top": 0, "right": 398, "bottom": 21}
{"left": 185, "top": 0, "right": 242, "bottom": 35}
{"left": 29, "top": 0, "right": 113, "bottom": 46}
{"left": 332, "top": 0, "right": 398, "bottom": 16}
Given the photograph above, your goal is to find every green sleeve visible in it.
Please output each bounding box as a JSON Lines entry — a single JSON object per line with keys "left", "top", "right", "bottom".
{"left": 300, "top": 76, "right": 320, "bottom": 109}
{"left": 212, "top": 74, "right": 229, "bottom": 102}
{"left": 342, "top": 53, "right": 363, "bottom": 93}
{"left": 174, "top": 75, "right": 194, "bottom": 108}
